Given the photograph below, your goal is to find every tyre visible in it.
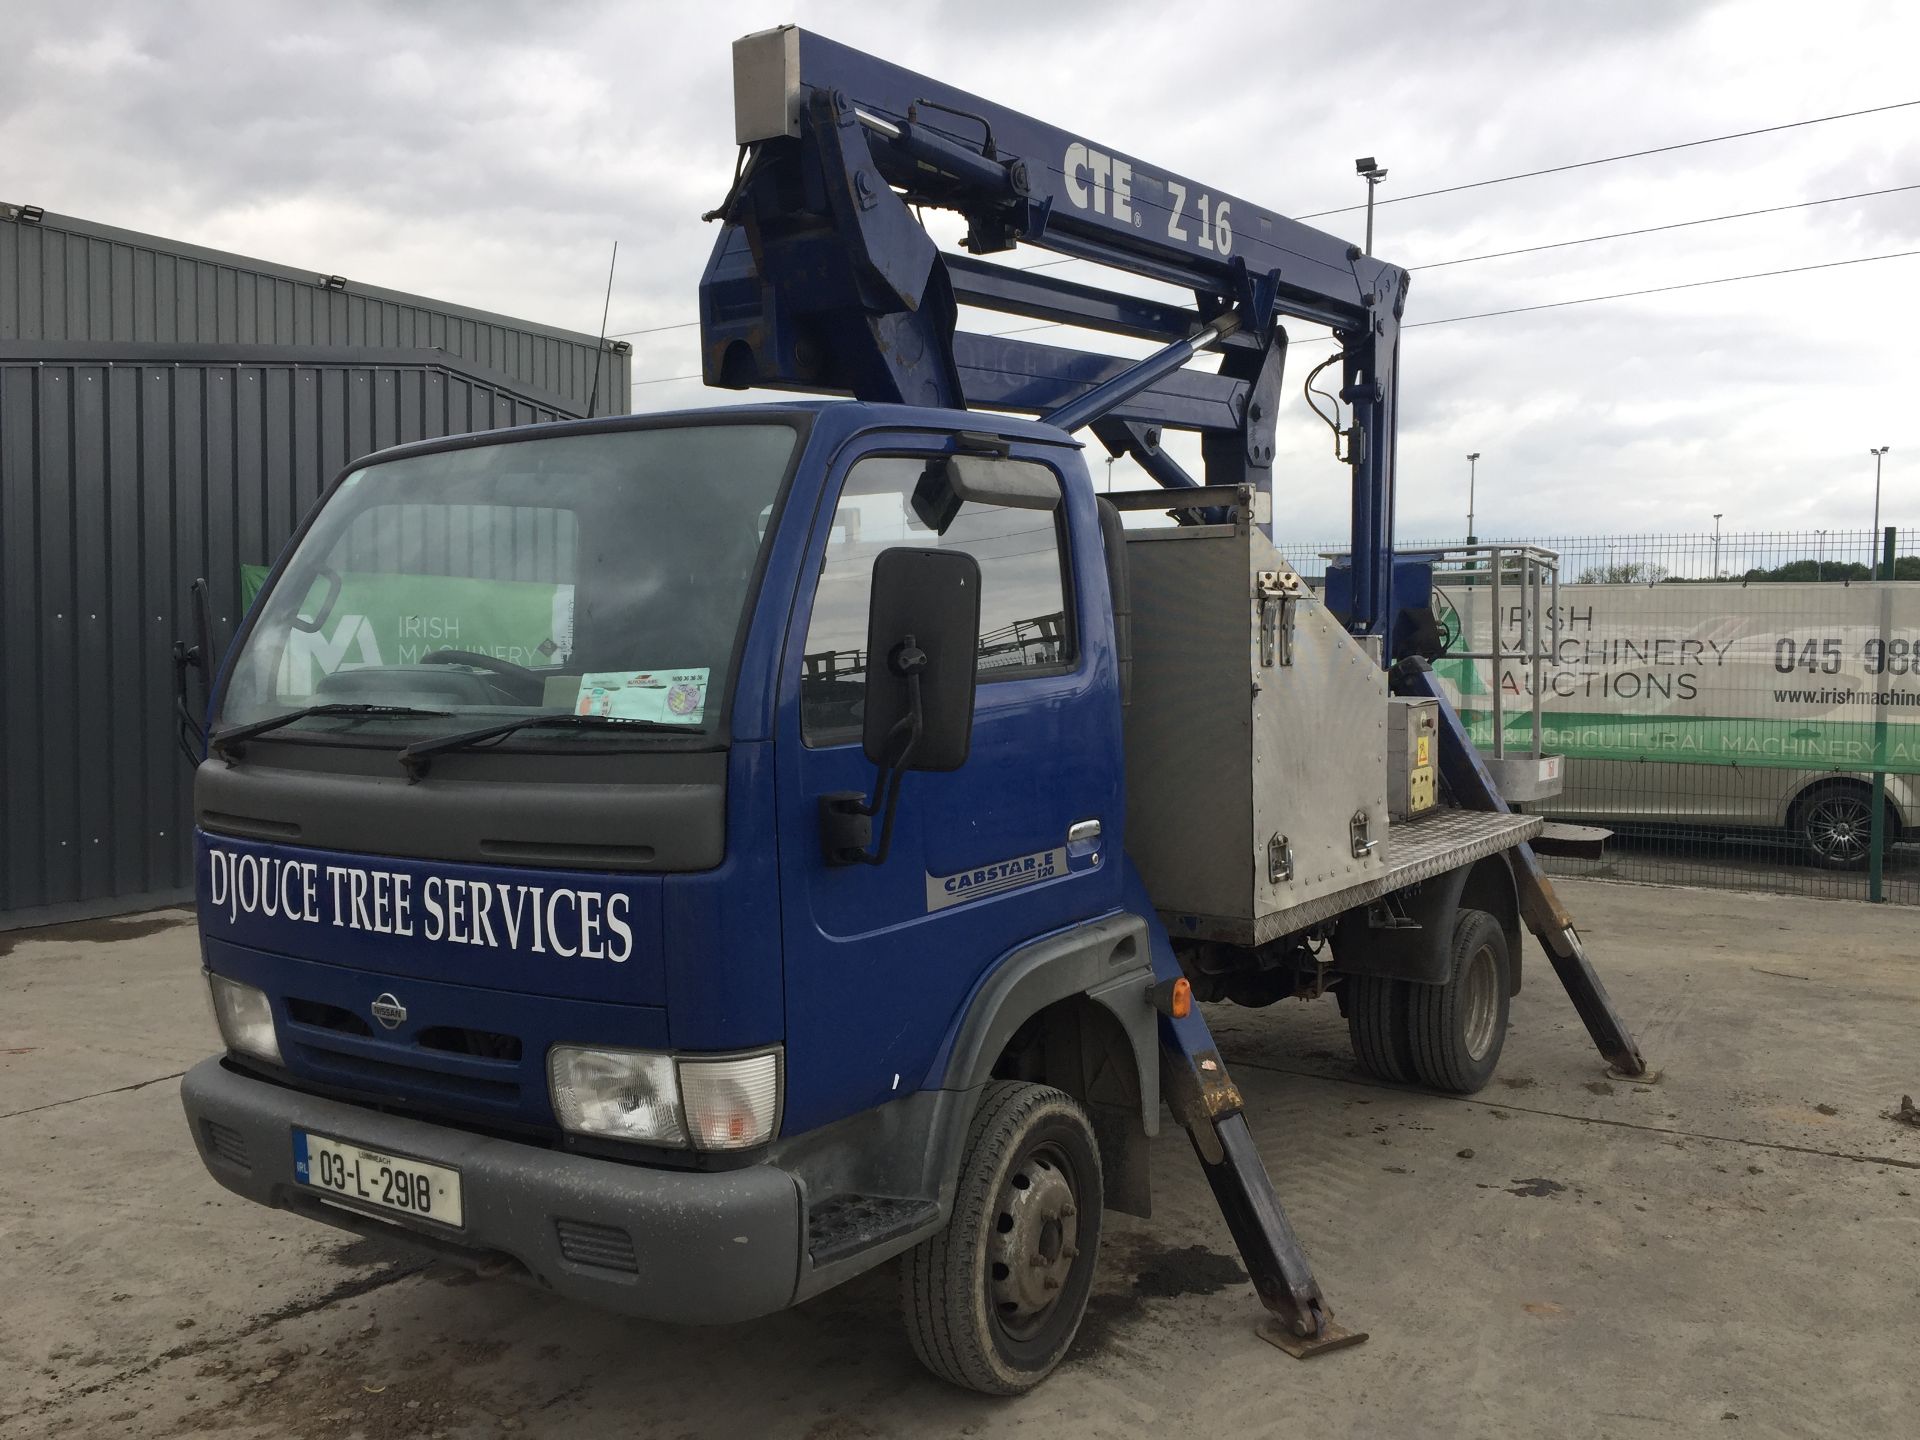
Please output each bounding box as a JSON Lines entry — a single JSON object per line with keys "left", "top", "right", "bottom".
{"left": 1406, "top": 908, "right": 1510, "bottom": 1094}
{"left": 1345, "top": 974, "right": 1415, "bottom": 1083}
{"left": 1795, "top": 781, "right": 1888, "bottom": 871}
{"left": 900, "top": 1080, "right": 1103, "bottom": 1394}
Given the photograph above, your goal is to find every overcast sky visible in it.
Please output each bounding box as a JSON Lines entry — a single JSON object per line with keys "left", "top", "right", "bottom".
{"left": 8, "top": 0, "right": 1917, "bottom": 558}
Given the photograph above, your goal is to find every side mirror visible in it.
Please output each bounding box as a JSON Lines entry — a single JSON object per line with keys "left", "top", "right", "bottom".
{"left": 821, "top": 547, "right": 981, "bottom": 866}
{"left": 863, "top": 547, "right": 981, "bottom": 771}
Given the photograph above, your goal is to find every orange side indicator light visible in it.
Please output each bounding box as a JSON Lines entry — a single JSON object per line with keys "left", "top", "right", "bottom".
{"left": 1147, "top": 976, "right": 1192, "bottom": 1019}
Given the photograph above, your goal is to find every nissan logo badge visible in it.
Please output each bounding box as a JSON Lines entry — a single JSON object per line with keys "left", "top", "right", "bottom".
{"left": 370, "top": 993, "right": 408, "bottom": 1030}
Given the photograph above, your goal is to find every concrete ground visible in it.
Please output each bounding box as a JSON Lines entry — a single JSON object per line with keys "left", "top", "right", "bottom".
{"left": 2, "top": 881, "right": 1916, "bottom": 1440}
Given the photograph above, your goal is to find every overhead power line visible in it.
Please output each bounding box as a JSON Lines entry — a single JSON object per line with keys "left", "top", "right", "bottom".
{"left": 1406, "top": 248, "right": 1920, "bottom": 328}
{"left": 609, "top": 318, "right": 701, "bottom": 340}
{"left": 612, "top": 102, "right": 1916, "bottom": 346}
{"left": 1409, "top": 183, "right": 1920, "bottom": 271}
{"left": 1290, "top": 98, "right": 1920, "bottom": 220}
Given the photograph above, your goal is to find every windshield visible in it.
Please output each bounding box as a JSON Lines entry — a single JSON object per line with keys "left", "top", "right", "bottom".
{"left": 220, "top": 423, "right": 798, "bottom": 748}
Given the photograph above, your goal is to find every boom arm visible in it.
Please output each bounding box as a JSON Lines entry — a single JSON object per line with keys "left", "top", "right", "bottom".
{"left": 700, "top": 25, "right": 1410, "bottom": 634}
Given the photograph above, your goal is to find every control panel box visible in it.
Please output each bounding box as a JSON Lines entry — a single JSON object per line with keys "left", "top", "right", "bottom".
{"left": 1388, "top": 696, "right": 1440, "bottom": 821}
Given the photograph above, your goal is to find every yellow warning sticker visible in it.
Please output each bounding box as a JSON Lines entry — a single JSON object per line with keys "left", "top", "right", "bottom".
{"left": 1415, "top": 735, "right": 1431, "bottom": 768}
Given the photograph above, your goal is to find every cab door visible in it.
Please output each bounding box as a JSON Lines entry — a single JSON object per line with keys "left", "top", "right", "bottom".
{"left": 773, "top": 435, "right": 1123, "bottom": 1133}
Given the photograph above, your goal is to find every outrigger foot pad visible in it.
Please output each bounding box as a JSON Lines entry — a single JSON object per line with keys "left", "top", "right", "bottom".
{"left": 1607, "top": 1065, "right": 1663, "bottom": 1085}
{"left": 1256, "top": 1314, "right": 1369, "bottom": 1359}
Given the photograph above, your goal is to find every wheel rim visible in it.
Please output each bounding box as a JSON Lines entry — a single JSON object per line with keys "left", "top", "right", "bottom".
{"left": 1806, "top": 793, "right": 1871, "bottom": 863}
{"left": 987, "top": 1140, "right": 1081, "bottom": 1340}
{"left": 1461, "top": 943, "right": 1500, "bottom": 1062}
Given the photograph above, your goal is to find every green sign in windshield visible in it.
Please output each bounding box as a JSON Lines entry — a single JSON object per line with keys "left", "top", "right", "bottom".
{"left": 241, "top": 564, "right": 572, "bottom": 697}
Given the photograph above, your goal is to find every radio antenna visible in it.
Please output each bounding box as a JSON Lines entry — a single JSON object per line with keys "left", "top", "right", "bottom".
{"left": 586, "top": 240, "right": 618, "bottom": 418}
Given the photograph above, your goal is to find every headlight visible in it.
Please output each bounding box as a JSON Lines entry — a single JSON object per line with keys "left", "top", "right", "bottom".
{"left": 207, "top": 973, "right": 282, "bottom": 1066}
{"left": 547, "top": 1046, "right": 781, "bottom": 1150}
{"left": 549, "top": 1047, "right": 686, "bottom": 1147}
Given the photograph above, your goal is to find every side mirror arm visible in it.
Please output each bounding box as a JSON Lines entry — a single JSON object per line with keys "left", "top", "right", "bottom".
{"left": 172, "top": 640, "right": 206, "bottom": 765}
{"left": 819, "top": 640, "right": 926, "bottom": 867}
{"left": 172, "top": 577, "right": 217, "bottom": 767}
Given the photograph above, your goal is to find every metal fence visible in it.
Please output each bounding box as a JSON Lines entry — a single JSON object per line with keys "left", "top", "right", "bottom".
{"left": 1286, "top": 528, "right": 1920, "bottom": 907}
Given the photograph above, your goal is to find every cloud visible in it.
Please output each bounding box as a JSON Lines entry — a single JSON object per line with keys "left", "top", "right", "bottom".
{"left": 6, "top": 0, "right": 1916, "bottom": 539}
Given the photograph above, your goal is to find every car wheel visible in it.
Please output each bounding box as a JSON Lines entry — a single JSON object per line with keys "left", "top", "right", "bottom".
{"left": 899, "top": 1081, "right": 1102, "bottom": 1394}
{"left": 1796, "top": 782, "right": 1886, "bottom": 871}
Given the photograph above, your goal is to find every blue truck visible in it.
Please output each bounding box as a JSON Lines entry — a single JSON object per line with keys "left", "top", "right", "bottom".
{"left": 177, "top": 27, "right": 1646, "bottom": 1393}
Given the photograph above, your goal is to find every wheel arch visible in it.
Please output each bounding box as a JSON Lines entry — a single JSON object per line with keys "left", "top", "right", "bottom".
{"left": 1332, "top": 852, "right": 1524, "bottom": 995}
{"left": 936, "top": 912, "right": 1159, "bottom": 1217}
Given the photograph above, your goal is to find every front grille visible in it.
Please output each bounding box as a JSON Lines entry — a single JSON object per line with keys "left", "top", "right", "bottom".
{"left": 282, "top": 996, "right": 525, "bottom": 1112}
{"left": 289, "top": 1044, "right": 521, "bottom": 1106}
{"left": 202, "top": 1120, "right": 251, "bottom": 1170}
{"left": 285, "top": 997, "right": 373, "bottom": 1037}
{"left": 555, "top": 1218, "right": 639, "bottom": 1274}
{"left": 417, "top": 1025, "right": 522, "bottom": 1061}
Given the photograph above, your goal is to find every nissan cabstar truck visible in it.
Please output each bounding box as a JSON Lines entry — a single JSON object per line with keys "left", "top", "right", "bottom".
{"left": 179, "top": 26, "right": 1646, "bottom": 1394}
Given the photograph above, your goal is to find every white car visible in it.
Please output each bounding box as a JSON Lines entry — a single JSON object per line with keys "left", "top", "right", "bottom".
{"left": 1546, "top": 759, "right": 1915, "bottom": 870}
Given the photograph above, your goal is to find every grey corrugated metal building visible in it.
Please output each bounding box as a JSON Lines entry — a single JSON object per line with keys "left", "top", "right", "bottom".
{"left": 0, "top": 205, "right": 632, "bottom": 929}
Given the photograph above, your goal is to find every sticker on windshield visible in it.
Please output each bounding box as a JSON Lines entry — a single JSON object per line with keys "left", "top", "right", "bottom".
{"left": 575, "top": 670, "right": 710, "bottom": 725}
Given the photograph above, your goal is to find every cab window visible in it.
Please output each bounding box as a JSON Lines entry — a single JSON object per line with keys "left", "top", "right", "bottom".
{"left": 800, "top": 454, "right": 1073, "bottom": 743}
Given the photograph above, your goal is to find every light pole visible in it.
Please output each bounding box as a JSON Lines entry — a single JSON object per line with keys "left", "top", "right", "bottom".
{"left": 1712, "top": 512, "right": 1723, "bottom": 579}
{"left": 1355, "top": 157, "right": 1388, "bottom": 255}
{"left": 1816, "top": 528, "right": 1827, "bottom": 582}
{"left": 1466, "top": 452, "right": 1481, "bottom": 544}
{"left": 1870, "top": 446, "right": 1890, "bottom": 578}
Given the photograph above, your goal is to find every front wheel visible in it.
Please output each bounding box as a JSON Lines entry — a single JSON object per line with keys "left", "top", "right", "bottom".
{"left": 899, "top": 1081, "right": 1103, "bottom": 1394}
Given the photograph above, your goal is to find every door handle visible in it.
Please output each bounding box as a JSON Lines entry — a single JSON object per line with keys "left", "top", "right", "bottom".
{"left": 1067, "top": 819, "right": 1102, "bottom": 844}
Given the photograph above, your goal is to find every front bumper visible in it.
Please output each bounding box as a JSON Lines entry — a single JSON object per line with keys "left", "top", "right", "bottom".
{"left": 180, "top": 1056, "right": 803, "bottom": 1324}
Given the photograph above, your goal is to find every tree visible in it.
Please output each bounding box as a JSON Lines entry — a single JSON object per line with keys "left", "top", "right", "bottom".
{"left": 1576, "top": 560, "right": 1670, "bottom": 584}
{"left": 1737, "top": 559, "right": 1873, "bottom": 583}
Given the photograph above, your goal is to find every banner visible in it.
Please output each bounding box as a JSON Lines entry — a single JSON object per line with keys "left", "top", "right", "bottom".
{"left": 1435, "top": 581, "right": 1920, "bottom": 774}
{"left": 241, "top": 565, "right": 573, "bottom": 698}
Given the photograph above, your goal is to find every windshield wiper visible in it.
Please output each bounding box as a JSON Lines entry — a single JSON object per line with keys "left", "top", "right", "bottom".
{"left": 397, "top": 711, "right": 688, "bottom": 781}
{"left": 210, "top": 703, "right": 454, "bottom": 761}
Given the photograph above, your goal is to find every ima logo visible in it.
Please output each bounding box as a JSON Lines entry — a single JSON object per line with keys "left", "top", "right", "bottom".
{"left": 1062, "top": 141, "right": 1133, "bottom": 222}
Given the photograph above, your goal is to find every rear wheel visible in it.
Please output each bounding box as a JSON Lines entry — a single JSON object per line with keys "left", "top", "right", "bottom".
{"left": 1406, "top": 908, "right": 1510, "bottom": 1094}
{"left": 1346, "top": 974, "right": 1415, "bottom": 1083}
{"left": 900, "top": 1081, "right": 1103, "bottom": 1395}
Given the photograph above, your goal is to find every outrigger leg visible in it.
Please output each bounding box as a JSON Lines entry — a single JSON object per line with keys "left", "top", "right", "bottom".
{"left": 1153, "top": 991, "right": 1368, "bottom": 1358}
{"left": 1394, "top": 661, "right": 1650, "bottom": 1078}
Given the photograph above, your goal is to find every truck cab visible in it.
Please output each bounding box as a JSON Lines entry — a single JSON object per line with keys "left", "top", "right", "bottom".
{"left": 184, "top": 402, "right": 1162, "bottom": 1389}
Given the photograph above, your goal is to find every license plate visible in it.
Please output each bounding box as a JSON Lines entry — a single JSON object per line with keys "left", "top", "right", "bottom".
{"left": 293, "top": 1130, "right": 463, "bottom": 1228}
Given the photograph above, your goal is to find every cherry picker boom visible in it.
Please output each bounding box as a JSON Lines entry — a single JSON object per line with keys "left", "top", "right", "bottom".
{"left": 698, "top": 20, "right": 1647, "bottom": 1349}
{"left": 179, "top": 25, "right": 1647, "bottom": 1396}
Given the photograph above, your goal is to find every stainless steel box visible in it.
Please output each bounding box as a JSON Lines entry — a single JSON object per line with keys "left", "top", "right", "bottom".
{"left": 1123, "top": 522, "right": 1388, "bottom": 945}
{"left": 1388, "top": 697, "right": 1440, "bottom": 820}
